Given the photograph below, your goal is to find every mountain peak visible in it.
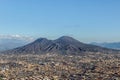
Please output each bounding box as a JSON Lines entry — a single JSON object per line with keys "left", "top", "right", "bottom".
{"left": 55, "top": 36, "right": 80, "bottom": 45}
{"left": 59, "top": 36, "right": 74, "bottom": 39}
{"left": 57, "top": 36, "right": 77, "bottom": 41}
{"left": 35, "top": 38, "right": 49, "bottom": 42}
{"left": 4, "top": 36, "right": 119, "bottom": 55}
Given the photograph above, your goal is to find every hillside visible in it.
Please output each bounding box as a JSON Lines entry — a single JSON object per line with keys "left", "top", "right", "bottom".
{"left": 3, "top": 36, "right": 119, "bottom": 55}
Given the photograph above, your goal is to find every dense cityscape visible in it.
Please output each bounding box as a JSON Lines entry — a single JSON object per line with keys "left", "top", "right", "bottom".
{"left": 0, "top": 53, "right": 120, "bottom": 80}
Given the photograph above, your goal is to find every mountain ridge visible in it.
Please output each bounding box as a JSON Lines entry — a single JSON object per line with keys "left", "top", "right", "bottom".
{"left": 91, "top": 42, "right": 120, "bottom": 50}
{"left": 2, "top": 36, "right": 120, "bottom": 55}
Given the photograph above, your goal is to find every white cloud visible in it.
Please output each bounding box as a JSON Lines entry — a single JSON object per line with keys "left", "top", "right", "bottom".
{"left": 0, "top": 34, "right": 35, "bottom": 42}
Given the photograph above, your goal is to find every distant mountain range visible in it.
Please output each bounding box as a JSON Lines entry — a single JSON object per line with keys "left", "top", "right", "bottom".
{"left": 0, "top": 35, "right": 34, "bottom": 51}
{"left": 91, "top": 42, "right": 120, "bottom": 50}
{"left": 3, "top": 36, "right": 119, "bottom": 55}
{"left": 0, "top": 39, "right": 31, "bottom": 51}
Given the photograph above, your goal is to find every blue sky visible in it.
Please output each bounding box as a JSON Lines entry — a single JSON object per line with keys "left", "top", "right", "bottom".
{"left": 0, "top": 0, "right": 120, "bottom": 42}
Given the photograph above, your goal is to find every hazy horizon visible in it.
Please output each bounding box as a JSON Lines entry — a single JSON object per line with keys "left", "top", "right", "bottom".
{"left": 0, "top": 0, "right": 120, "bottom": 42}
